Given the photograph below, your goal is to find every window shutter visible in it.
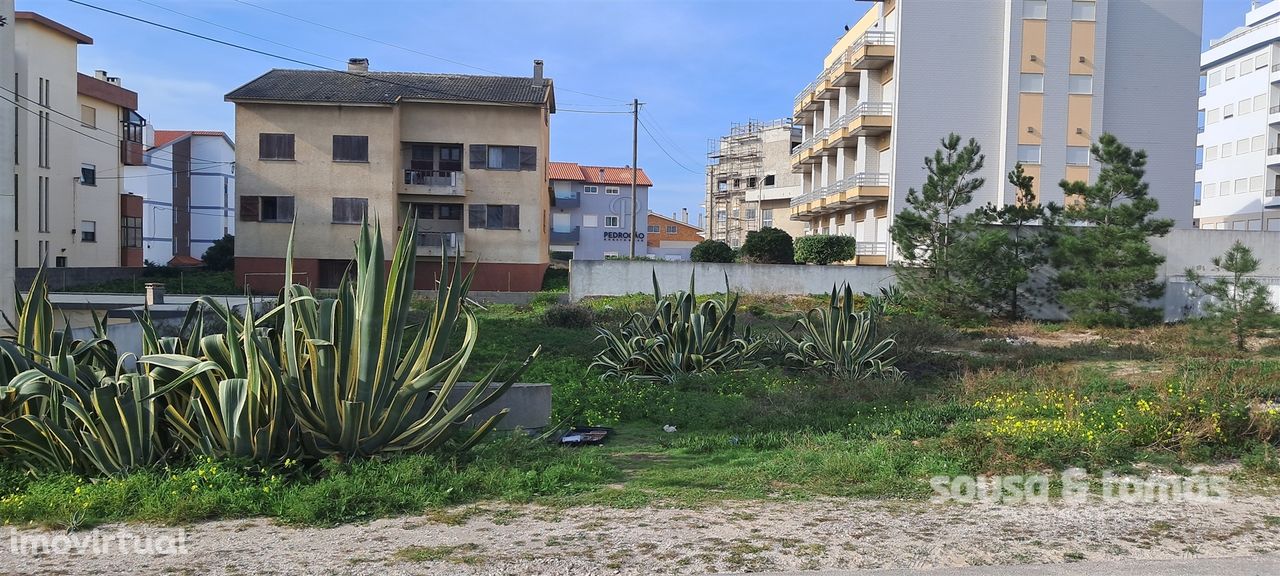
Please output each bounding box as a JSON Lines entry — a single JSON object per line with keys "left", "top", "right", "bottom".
{"left": 332, "top": 198, "right": 346, "bottom": 223}
{"left": 278, "top": 196, "right": 295, "bottom": 222}
{"left": 469, "top": 145, "right": 487, "bottom": 169}
{"left": 468, "top": 204, "right": 486, "bottom": 228}
{"left": 240, "top": 196, "right": 260, "bottom": 221}
{"left": 503, "top": 205, "right": 520, "bottom": 229}
{"left": 519, "top": 146, "right": 537, "bottom": 171}
{"left": 282, "top": 135, "right": 295, "bottom": 160}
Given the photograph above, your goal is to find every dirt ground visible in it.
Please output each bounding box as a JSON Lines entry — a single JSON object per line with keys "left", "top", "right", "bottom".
{"left": 4, "top": 493, "right": 1280, "bottom": 576}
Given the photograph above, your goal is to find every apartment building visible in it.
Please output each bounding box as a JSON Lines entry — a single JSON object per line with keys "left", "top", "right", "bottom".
{"left": 11, "top": 12, "right": 147, "bottom": 270}
{"left": 124, "top": 129, "right": 236, "bottom": 264}
{"left": 547, "top": 161, "right": 651, "bottom": 260}
{"left": 2, "top": 0, "right": 14, "bottom": 322}
{"left": 1195, "top": 0, "right": 1280, "bottom": 231}
{"left": 646, "top": 211, "right": 703, "bottom": 261}
{"left": 790, "top": 0, "right": 1201, "bottom": 265}
{"left": 705, "top": 119, "right": 804, "bottom": 247}
{"left": 226, "top": 59, "right": 555, "bottom": 292}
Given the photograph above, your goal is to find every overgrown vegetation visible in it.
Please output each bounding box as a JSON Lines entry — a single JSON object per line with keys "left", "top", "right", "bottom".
{"left": 1185, "top": 241, "right": 1276, "bottom": 350}
{"left": 794, "top": 235, "right": 856, "bottom": 265}
{"left": 690, "top": 239, "right": 735, "bottom": 263}
{"left": 738, "top": 227, "right": 794, "bottom": 264}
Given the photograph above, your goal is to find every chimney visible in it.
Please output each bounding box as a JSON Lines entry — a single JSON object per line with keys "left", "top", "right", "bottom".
{"left": 94, "top": 70, "right": 108, "bottom": 81}
{"left": 107, "top": 76, "right": 121, "bottom": 86}
{"left": 682, "top": 208, "right": 689, "bottom": 224}
{"left": 533, "top": 59, "right": 544, "bottom": 87}
{"left": 348, "top": 58, "right": 369, "bottom": 72}
{"left": 144, "top": 282, "right": 166, "bottom": 306}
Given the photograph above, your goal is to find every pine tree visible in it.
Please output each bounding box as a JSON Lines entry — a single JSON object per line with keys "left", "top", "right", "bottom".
{"left": 1185, "top": 241, "right": 1275, "bottom": 351}
{"left": 890, "top": 133, "right": 985, "bottom": 319}
{"left": 1052, "top": 134, "right": 1173, "bottom": 327}
{"left": 957, "top": 164, "right": 1054, "bottom": 321}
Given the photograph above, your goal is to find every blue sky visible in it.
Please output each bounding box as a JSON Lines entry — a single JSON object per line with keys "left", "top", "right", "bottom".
{"left": 21, "top": 0, "right": 1255, "bottom": 220}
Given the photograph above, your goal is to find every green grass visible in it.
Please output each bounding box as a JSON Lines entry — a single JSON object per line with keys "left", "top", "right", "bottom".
{"left": 5, "top": 294, "right": 1280, "bottom": 527}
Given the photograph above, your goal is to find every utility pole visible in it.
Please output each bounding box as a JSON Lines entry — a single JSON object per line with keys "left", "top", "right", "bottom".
{"left": 630, "top": 98, "right": 641, "bottom": 258}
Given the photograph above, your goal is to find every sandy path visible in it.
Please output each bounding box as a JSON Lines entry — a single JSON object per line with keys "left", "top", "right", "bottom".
{"left": 3, "top": 496, "right": 1280, "bottom": 575}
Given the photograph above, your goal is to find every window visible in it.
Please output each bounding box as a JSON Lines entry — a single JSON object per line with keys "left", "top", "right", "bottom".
{"left": 1239, "top": 99, "right": 1253, "bottom": 115}
{"left": 1023, "top": 0, "right": 1047, "bottom": 19}
{"left": 1222, "top": 142, "right": 1233, "bottom": 157}
{"left": 582, "top": 214, "right": 598, "bottom": 227}
{"left": 1208, "top": 71, "right": 1222, "bottom": 87}
{"left": 1205, "top": 145, "right": 1218, "bottom": 161}
{"left": 1068, "top": 75, "right": 1092, "bottom": 95}
{"left": 1017, "top": 145, "right": 1041, "bottom": 164}
{"left": 716, "top": 210, "right": 726, "bottom": 222}
{"left": 1258, "top": 54, "right": 1271, "bottom": 69}
{"left": 1020, "top": 73, "right": 1044, "bottom": 93}
{"left": 55, "top": 256, "right": 66, "bottom": 268}
{"left": 80, "top": 105, "right": 95, "bottom": 128}
{"left": 80, "top": 220, "right": 96, "bottom": 243}
{"left": 437, "top": 203, "right": 462, "bottom": 220}
{"left": 469, "top": 145, "right": 537, "bottom": 171}
{"left": 1205, "top": 183, "right": 1217, "bottom": 198}
{"left": 747, "top": 177, "right": 758, "bottom": 188}
{"left": 1071, "top": 1, "right": 1095, "bottom": 20}
{"left": 1253, "top": 135, "right": 1265, "bottom": 152}
{"left": 648, "top": 225, "right": 661, "bottom": 233}
{"left": 1238, "top": 138, "right": 1251, "bottom": 153}
{"left": 332, "top": 197, "right": 368, "bottom": 224}
{"left": 1226, "top": 65, "right": 1237, "bottom": 81}
{"left": 761, "top": 209, "right": 773, "bottom": 228}
{"left": 667, "top": 225, "right": 677, "bottom": 234}
{"left": 121, "top": 216, "right": 142, "bottom": 248}
{"left": 1241, "top": 61, "right": 1253, "bottom": 76}
{"left": 37, "top": 176, "right": 49, "bottom": 233}
{"left": 763, "top": 174, "right": 776, "bottom": 187}
{"left": 80, "top": 164, "right": 96, "bottom": 187}
{"left": 604, "top": 215, "right": 620, "bottom": 228}
{"left": 240, "top": 196, "right": 295, "bottom": 223}
{"left": 1066, "top": 146, "right": 1090, "bottom": 166}
{"left": 604, "top": 186, "right": 620, "bottom": 195}
{"left": 467, "top": 204, "right": 520, "bottom": 230}
{"left": 1251, "top": 175, "right": 1264, "bottom": 192}
{"left": 259, "top": 133, "right": 295, "bottom": 160}
{"left": 439, "top": 145, "right": 462, "bottom": 171}
{"left": 1207, "top": 108, "right": 1220, "bottom": 124}
{"left": 1256, "top": 94, "right": 1268, "bottom": 112}
{"left": 1224, "top": 103, "right": 1235, "bottom": 118}
{"left": 332, "top": 135, "right": 368, "bottom": 162}
{"left": 584, "top": 185, "right": 599, "bottom": 194}
{"left": 1236, "top": 178, "right": 1249, "bottom": 194}
{"left": 745, "top": 208, "right": 757, "bottom": 221}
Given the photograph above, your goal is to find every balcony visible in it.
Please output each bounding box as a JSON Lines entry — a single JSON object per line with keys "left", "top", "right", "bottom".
{"left": 415, "top": 230, "right": 463, "bottom": 255}
{"left": 552, "top": 190, "right": 580, "bottom": 208}
{"left": 789, "top": 173, "right": 890, "bottom": 219}
{"left": 849, "top": 102, "right": 893, "bottom": 136}
{"left": 848, "top": 31, "right": 895, "bottom": 70}
{"left": 1267, "top": 189, "right": 1280, "bottom": 209}
{"left": 550, "top": 226, "right": 581, "bottom": 244}
{"left": 854, "top": 241, "right": 888, "bottom": 266}
{"left": 1268, "top": 148, "right": 1280, "bottom": 166}
{"left": 402, "top": 170, "right": 465, "bottom": 196}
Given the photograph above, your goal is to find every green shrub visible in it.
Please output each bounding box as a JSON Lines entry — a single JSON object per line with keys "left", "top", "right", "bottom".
{"left": 543, "top": 303, "right": 595, "bottom": 329}
{"left": 738, "top": 227, "right": 794, "bottom": 264}
{"left": 690, "top": 239, "right": 735, "bottom": 263}
{"left": 202, "top": 234, "right": 235, "bottom": 271}
{"left": 794, "top": 235, "right": 856, "bottom": 265}
{"left": 781, "top": 283, "right": 900, "bottom": 381}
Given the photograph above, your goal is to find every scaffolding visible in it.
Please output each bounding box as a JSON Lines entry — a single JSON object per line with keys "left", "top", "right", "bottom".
{"left": 705, "top": 119, "right": 791, "bottom": 246}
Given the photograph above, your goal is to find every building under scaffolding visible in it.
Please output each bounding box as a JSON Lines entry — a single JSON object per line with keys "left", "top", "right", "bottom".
{"left": 704, "top": 119, "right": 804, "bottom": 247}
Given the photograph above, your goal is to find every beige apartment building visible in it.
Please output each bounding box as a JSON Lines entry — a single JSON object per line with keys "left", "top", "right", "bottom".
{"left": 226, "top": 59, "right": 555, "bottom": 292}
{"left": 2, "top": 0, "right": 15, "bottom": 322}
{"left": 11, "top": 11, "right": 146, "bottom": 271}
{"left": 705, "top": 119, "right": 804, "bottom": 247}
{"left": 790, "top": 0, "right": 1200, "bottom": 265}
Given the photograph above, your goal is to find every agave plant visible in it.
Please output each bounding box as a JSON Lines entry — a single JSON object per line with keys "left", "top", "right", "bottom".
{"left": 591, "top": 272, "right": 761, "bottom": 383}
{"left": 781, "top": 282, "right": 901, "bottom": 381}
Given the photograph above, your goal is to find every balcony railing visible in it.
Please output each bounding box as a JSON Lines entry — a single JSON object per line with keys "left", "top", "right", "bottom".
{"left": 550, "top": 226, "right": 581, "bottom": 244}
{"left": 855, "top": 241, "right": 888, "bottom": 256}
{"left": 1269, "top": 147, "right": 1280, "bottom": 155}
{"left": 416, "top": 231, "right": 461, "bottom": 251}
{"left": 794, "top": 31, "right": 896, "bottom": 109}
{"left": 1195, "top": 162, "right": 1203, "bottom": 169}
{"left": 1199, "top": 87, "right": 1207, "bottom": 97}
{"left": 552, "top": 192, "right": 580, "bottom": 208}
{"left": 1267, "top": 189, "right": 1280, "bottom": 198}
{"left": 403, "top": 170, "right": 464, "bottom": 195}
{"left": 851, "top": 101, "right": 894, "bottom": 116}
{"left": 1197, "top": 122, "right": 1204, "bottom": 134}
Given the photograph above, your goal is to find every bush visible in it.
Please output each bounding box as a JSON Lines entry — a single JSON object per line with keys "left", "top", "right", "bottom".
{"left": 794, "top": 235, "right": 856, "bottom": 265}
{"left": 690, "top": 239, "right": 735, "bottom": 263}
{"left": 543, "top": 303, "right": 595, "bottom": 329}
{"left": 203, "top": 234, "right": 235, "bottom": 271}
{"left": 738, "top": 227, "right": 794, "bottom": 264}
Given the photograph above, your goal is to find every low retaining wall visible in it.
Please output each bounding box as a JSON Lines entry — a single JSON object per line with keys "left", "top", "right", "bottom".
{"left": 17, "top": 267, "right": 147, "bottom": 291}
{"left": 443, "top": 383, "right": 551, "bottom": 432}
{"left": 569, "top": 260, "right": 895, "bottom": 301}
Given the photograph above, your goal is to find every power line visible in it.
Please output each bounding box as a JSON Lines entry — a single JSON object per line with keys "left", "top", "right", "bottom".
{"left": 638, "top": 117, "right": 702, "bottom": 175}
{"left": 132, "top": 0, "right": 341, "bottom": 64}
{"left": 229, "top": 0, "right": 629, "bottom": 104}
{"left": 641, "top": 108, "right": 702, "bottom": 166}
{"left": 557, "top": 108, "right": 632, "bottom": 115}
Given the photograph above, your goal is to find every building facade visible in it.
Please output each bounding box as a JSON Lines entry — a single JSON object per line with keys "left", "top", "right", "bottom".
{"left": 124, "top": 129, "right": 236, "bottom": 264}
{"left": 705, "top": 119, "right": 804, "bottom": 247}
{"left": 1, "top": 0, "right": 14, "bottom": 323}
{"left": 1195, "top": 0, "right": 1280, "bottom": 231}
{"left": 646, "top": 211, "right": 703, "bottom": 261}
{"left": 547, "top": 161, "right": 651, "bottom": 260}
{"left": 227, "top": 59, "right": 555, "bottom": 292}
{"left": 790, "top": 0, "right": 1201, "bottom": 265}
{"left": 12, "top": 12, "right": 146, "bottom": 271}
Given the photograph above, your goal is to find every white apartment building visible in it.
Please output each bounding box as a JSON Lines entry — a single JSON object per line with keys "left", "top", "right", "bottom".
{"left": 123, "top": 129, "right": 236, "bottom": 264}
{"left": 1195, "top": 0, "right": 1280, "bottom": 231}
{"left": 2, "top": 0, "right": 16, "bottom": 322}
{"left": 790, "top": 0, "right": 1201, "bottom": 265}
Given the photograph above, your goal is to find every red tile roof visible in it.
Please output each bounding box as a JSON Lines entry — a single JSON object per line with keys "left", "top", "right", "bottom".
{"left": 548, "top": 161, "right": 653, "bottom": 187}
{"left": 167, "top": 255, "right": 204, "bottom": 267}
{"left": 153, "top": 130, "right": 230, "bottom": 149}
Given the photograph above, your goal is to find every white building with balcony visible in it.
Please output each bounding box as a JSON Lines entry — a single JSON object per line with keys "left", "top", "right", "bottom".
{"left": 791, "top": 0, "right": 1200, "bottom": 265}
{"left": 1196, "top": 0, "right": 1280, "bottom": 231}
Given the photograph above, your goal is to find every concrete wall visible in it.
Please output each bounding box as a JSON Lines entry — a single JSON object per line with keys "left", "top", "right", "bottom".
{"left": 16, "top": 266, "right": 147, "bottom": 291}
{"left": 568, "top": 259, "right": 895, "bottom": 301}
{"left": 1, "top": 0, "right": 15, "bottom": 325}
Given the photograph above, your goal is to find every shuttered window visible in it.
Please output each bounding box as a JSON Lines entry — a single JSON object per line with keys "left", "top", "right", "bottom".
{"left": 467, "top": 204, "right": 520, "bottom": 229}
{"left": 259, "top": 133, "right": 295, "bottom": 160}
{"left": 240, "top": 196, "right": 261, "bottom": 221}
{"left": 332, "top": 135, "right": 369, "bottom": 162}
{"left": 469, "top": 144, "right": 538, "bottom": 171}
{"left": 332, "top": 197, "right": 368, "bottom": 224}
{"left": 242, "top": 196, "right": 294, "bottom": 222}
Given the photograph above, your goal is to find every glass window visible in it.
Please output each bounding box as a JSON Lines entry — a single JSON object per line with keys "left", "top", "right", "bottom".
{"left": 1020, "top": 73, "right": 1044, "bottom": 93}
{"left": 584, "top": 185, "right": 598, "bottom": 194}
{"left": 1017, "top": 145, "right": 1041, "bottom": 164}
{"left": 1255, "top": 94, "right": 1268, "bottom": 112}
{"left": 1223, "top": 103, "right": 1235, "bottom": 118}
{"left": 1068, "top": 75, "right": 1093, "bottom": 95}
{"left": 1207, "top": 108, "right": 1220, "bottom": 124}
{"left": 1071, "top": 1, "right": 1095, "bottom": 21}
{"left": 1236, "top": 178, "right": 1248, "bottom": 194}
{"left": 1258, "top": 53, "right": 1270, "bottom": 69}
{"left": 121, "top": 216, "right": 142, "bottom": 248}
{"left": 486, "top": 146, "right": 520, "bottom": 170}
{"left": 80, "top": 164, "right": 96, "bottom": 187}
{"left": 605, "top": 186, "right": 620, "bottom": 195}
{"left": 648, "top": 225, "right": 661, "bottom": 233}
{"left": 1208, "top": 71, "right": 1222, "bottom": 87}
{"left": 1251, "top": 176, "right": 1264, "bottom": 192}
{"left": 1205, "top": 183, "right": 1217, "bottom": 198}
{"left": 1066, "top": 146, "right": 1090, "bottom": 166}
{"left": 80, "top": 220, "right": 96, "bottom": 243}
{"left": 1238, "top": 138, "right": 1251, "bottom": 153}
{"left": 332, "top": 197, "right": 368, "bottom": 224}
{"left": 1023, "top": 0, "right": 1047, "bottom": 19}
{"left": 1204, "top": 145, "right": 1217, "bottom": 161}
{"left": 332, "top": 135, "right": 368, "bottom": 162}
{"left": 1257, "top": 135, "right": 1269, "bottom": 153}
{"left": 604, "top": 215, "right": 620, "bottom": 228}
{"left": 260, "top": 196, "right": 295, "bottom": 223}
{"left": 1222, "top": 142, "right": 1233, "bottom": 157}
{"left": 1226, "top": 65, "right": 1237, "bottom": 80}
{"left": 582, "top": 214, "right": 598, "bottom": 227}
{"left": 259, "top": 133, "right": 295, "bottom": 160}
{"left": 667, "top": 225, "right": 677, "bottom": 234}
